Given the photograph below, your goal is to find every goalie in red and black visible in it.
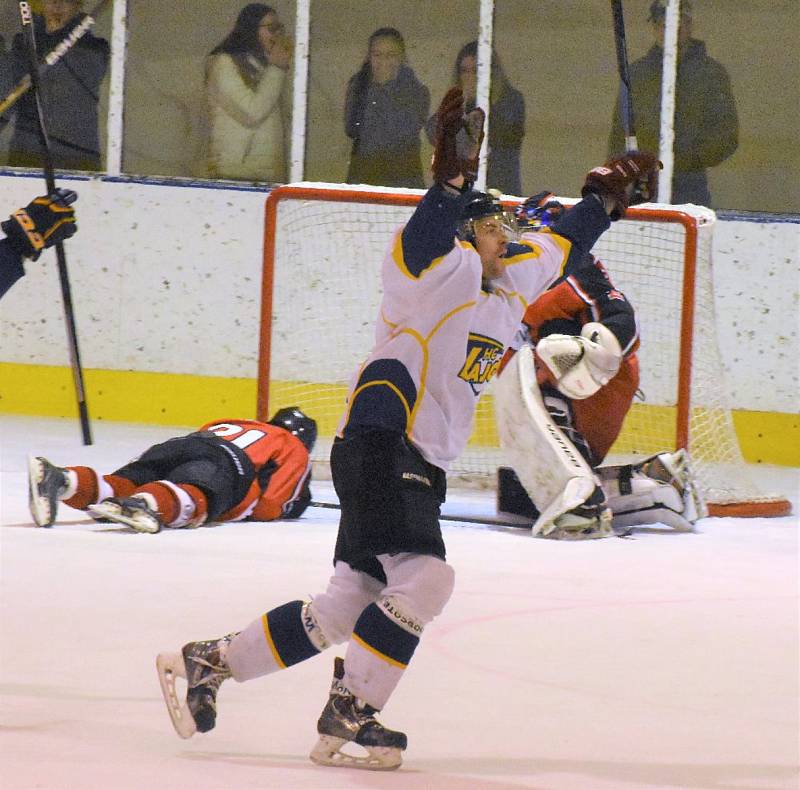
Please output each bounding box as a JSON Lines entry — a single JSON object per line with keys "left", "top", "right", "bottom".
{"left": 494, "top": 195, "right": 704, "bottom": 539}
{"left": 27, "top": 409, "right": 316, "bottom": 533}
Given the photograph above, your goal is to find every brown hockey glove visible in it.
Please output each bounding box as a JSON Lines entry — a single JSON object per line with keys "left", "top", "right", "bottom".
{"left": 2, "top": 189, "right": 78, "bottom": 260}
{"left": 581, "top": 152, "right": 661, "bottom": 220}
{"left": 431, "top": 87, "right": 486, "bottom": 187}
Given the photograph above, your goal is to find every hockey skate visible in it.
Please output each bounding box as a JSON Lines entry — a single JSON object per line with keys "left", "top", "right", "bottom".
{"left": 310, "top": 657, "right": 407, "bottom": 771}
{"left": 28, "top": 456, "right": 69, "bottom": 527}
{"left": 545, "top": 504, "right": 614, "bottom": 540}
{"left": 156, "top": 633, "right": 236, "bottom": 739}
{"left": 540, "top": 486, "right": 614, "bottom": 540}
{"left": 88, "top": 494, "right": 163, "bottom": 533}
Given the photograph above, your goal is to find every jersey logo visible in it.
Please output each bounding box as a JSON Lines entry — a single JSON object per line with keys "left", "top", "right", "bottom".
{"left": 459, "top": 333, "right": 505, "bottom": 395}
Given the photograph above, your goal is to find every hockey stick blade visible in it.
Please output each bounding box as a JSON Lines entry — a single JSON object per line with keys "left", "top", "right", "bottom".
{"left": 309, "top": 500, "right": 532, "bottom": 529}
{"left": 0, "top": 0, "right": 111, "bottom": 118}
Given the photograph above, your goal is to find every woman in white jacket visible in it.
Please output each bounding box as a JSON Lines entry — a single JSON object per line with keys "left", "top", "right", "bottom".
{"left": 205, "top": 4, "right": 291, "bottom": 182}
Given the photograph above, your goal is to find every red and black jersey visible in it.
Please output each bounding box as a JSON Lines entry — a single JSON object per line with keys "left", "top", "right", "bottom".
{"left": 523, "top": 255, "right": 639, "bottom": 358}
{"left": 198, "top": 419, "right": 311, "bottom": 522}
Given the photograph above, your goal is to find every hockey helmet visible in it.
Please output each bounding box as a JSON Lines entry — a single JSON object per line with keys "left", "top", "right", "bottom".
{"left": 458, "top": 190, "right": 518, "bottom": 245}
{"left": 268, "top": 406, "right": 317, "bottom": 451}
{"left": 514, "top": 190, "right": 565, "bottom": 231}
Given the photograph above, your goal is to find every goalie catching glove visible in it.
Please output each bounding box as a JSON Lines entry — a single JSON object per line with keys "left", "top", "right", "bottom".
{"left": 582, "top": 152, "right": 661, "bottom": 220}
{"left": 2, "top": 189, "right": 78, "bottom": 260}
{"left": 431, "top": 86, "right": 485, "bottom": 187}
{"left": 535, "top": 322, "right": 622, "bottom": 400}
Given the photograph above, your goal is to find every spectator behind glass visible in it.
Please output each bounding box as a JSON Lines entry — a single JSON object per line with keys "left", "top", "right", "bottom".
{"left": 9, "top": 0, "right": 109, "bottom": 172}
{"left": 608, "top": 0, "right": 738, "bottom": 207}
{"left": 345, "top": 27, "right": 430, "bottom": 188}
{"left": 427, "top": 42, "right": 525, "bottom": 195}
{"left": 205, "top": 3, "right": 291, "bottom": 182}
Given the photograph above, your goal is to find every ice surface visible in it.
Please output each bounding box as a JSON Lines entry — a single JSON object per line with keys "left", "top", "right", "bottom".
{"left": 1, "top": 416, "right": 798, "bottom": 789}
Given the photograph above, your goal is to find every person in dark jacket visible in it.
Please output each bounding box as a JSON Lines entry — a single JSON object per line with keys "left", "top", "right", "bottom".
{"left": 426, "top": 41, "right": 525, "bottom": 195}
{"left": 608, "top": 0, "right": 738, "bottom": 206}
{"left": 9, "top": 0, "right": 109, "bottom": 171}
{"left": 344, "top": 27, "right": 430, "bottom": 188}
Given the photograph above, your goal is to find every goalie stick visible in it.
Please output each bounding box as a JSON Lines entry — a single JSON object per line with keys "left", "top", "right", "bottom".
{"left": 18, "top": 1, "right": 92, "bottom": 445}
{"left": 610, "top": 0, "right": 638, "bottom": 152}
{"left": 309, "top": 500, "right": 529, "bottom": 530}
{"left": 0, "top": 0, "right": 111, "bottom": 119}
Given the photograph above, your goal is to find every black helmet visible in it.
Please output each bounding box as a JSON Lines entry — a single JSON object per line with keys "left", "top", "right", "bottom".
{"left": 268, "top": 406, "right": 317, "bottom": 451}
{"left": 457, "top": 190, "right": 518, "bottom": 245}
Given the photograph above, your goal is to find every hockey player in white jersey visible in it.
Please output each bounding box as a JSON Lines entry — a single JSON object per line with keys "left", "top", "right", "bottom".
{"left": 155, "top": 86, "right": 661, "bottom": 770}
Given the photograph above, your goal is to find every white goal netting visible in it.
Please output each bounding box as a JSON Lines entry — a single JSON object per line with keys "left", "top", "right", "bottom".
{"left": 258, "top": 183, "right": 789, "bottom": 517}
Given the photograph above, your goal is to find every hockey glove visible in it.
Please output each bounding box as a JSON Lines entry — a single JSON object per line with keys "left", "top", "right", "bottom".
{"left": 535, "top": 322, "right": 622, "bottom": 400}
{"left": 581, "top": 152, "right": 661, "bottom": 220}
{"left": 431, "top": 87, "right": 485, "bottom": 187}
{"left": 2, "top": 189, "right": 78, "bottom": 260}
{"left": 515, "top": 190, "right": 566, "bottom": 230}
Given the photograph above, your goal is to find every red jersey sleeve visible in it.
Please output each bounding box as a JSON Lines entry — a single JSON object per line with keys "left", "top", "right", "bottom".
{"left": 522, "top": 257, "right": 639, "bottom": 356}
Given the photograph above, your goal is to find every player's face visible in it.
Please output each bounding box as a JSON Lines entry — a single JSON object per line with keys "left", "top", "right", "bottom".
{"left": 369, "top": 37, "right": 403, "bottom": 85}
{"left": 474, "top": 216, "right": 509, "bottom": 280}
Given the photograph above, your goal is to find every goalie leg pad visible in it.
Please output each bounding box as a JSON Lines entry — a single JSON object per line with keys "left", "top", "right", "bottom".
{"left": 493, "top": 345, "right": 610, "bottom": 537}
{"left": 598, "top": 450, "right": 706, "bottom": 531}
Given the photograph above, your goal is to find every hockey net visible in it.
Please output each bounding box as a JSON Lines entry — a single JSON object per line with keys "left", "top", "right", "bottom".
{"left": 258, "top": 183, "right": 790, "bottom": 518}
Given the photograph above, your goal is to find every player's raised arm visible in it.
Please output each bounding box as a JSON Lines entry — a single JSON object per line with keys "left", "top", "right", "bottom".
{"left": 548, "top": 152, "right": 662, "bottom": 258}
{"left": 400, "top": 87, "right": 486, "bottom": 275}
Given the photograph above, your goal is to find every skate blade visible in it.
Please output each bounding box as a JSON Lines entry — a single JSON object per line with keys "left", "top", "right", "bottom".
{"left": 156, "top": 651, "right": 197, "bottom": 739}
{"left": 309, "top": 735, "right": 402, "bottom": 771}
{"left": 544, "top": 524, "right": 615, "bottom": 541}
{"left": 88, "top": 503, "right": 161, "bottom": 533}
{"left": 27, "top": 456, "right": 53, "bottom": 528}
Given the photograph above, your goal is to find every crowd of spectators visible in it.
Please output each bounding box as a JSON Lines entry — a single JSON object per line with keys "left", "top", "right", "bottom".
{"left": 0, "top": 2, "right": 741, "bottom": 207}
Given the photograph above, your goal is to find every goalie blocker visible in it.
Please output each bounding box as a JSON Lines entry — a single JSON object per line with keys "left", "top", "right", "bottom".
{"left": 493, "top": 344, "right": 705, "bottom": 537}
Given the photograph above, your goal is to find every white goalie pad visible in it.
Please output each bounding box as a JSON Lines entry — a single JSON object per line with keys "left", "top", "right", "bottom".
{"left": 493, "top": 344, "right": 600, "bottom": 536}
{"left": 598, "top": 449, "right": 707, "bottom": 532}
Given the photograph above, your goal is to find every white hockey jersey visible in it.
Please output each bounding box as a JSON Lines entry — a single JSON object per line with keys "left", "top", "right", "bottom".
{"left": 337, "top": 187, "right": 608, "bottom": 471}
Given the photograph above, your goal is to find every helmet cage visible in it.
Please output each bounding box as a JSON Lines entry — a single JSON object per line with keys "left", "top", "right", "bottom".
{"left": 458, "top": 192, "right": 519, "bottom": 245}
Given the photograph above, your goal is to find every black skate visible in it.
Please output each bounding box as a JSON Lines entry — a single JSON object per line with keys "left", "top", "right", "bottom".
{"left": 156, "top": 633, "right": 236, "bottom": 739}
{"left": 89, "top": 495, "right": 163, "bottom": 534}
{"left": 310, "top": 657, "right": 407, "bottom": 771}
{"left": 28, "top": 456, "right": 69, "bottom": 527}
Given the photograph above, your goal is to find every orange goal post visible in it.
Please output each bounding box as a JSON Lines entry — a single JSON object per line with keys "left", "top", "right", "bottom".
{"left": 258, "top": 183, "right": 790, "bottom": 518}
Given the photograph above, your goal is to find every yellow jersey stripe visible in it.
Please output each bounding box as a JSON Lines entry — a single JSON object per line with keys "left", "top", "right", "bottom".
{"left": 352, "top": 633, "right": 408, "bottom": 669}
{"left": 261, "top": 613, "right": 287, "bottom": 669}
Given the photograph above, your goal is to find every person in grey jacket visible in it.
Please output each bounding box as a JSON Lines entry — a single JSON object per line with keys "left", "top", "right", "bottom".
{"left": 9, "top": 0, "right": 109, "bottom": 172}
{"left": 345, "top": 27, "right": 430, "bottom": 189}
{"left": 426, "top": 41, "right": 525, "bottom": 196}
{"left": 608, "top": 0, "right": 738, "bottom": 207}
